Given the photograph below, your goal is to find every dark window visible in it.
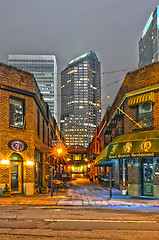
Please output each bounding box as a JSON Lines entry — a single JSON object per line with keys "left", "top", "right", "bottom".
{"left": 37, "top": 110, "right": 40, "bottom": 137}
{"left": 35, "top": 149, "right": 43, "bottom": 186}
{"left": 48, "top": 128, "right": 49, "bottom": 146}
{"left": 43, "top": 120, "right": 45, "bottom": 143}
{"left": 10, "top": 97, "right": 25, "bottom": 128}
{"left": 51, "top": 131, "right": 53, "bottom": 139}
{"left": 138, "top": 102, "right": 153, "bottom": 127}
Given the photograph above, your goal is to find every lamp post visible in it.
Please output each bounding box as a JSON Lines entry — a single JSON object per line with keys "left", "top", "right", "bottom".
{"left": 49, "top": 145, "right": 68, "bottom": 197}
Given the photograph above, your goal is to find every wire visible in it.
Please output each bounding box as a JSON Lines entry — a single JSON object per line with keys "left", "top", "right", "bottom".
{"left": 102, "top": 78, "right": 123, "bottom": 88}
{"left": 101, "top": 67, "right": 136, "bottom": 75}
{"left": 49, "top": 66, "right": 137, "bottom": 75}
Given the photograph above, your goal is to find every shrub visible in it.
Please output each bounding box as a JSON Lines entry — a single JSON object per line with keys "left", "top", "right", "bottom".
{"left": 4, "top": 184, "right": 10, "bottom": 192}
{"left": 42, "top": 182, "right": 48, "bottom": 189}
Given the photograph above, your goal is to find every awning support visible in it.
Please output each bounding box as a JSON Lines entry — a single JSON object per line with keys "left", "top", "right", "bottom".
{"left": 116, "top": 106, "right": 142, "bottom": 128}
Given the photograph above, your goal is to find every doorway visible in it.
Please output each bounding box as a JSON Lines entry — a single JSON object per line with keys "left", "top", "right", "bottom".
{"left": 10, "top": 153, "right": 23, "bottom": 193}
{"left": 142, "top": 158, "right": 154, "bottom": 196}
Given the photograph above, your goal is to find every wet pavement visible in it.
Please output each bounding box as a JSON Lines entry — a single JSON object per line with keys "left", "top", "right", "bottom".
{"left": 0, "top": 177, "right": 159, "bottom": 210}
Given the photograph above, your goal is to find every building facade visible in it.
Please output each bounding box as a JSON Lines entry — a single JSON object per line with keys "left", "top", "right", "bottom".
{"left": 0, "top": 63, "right": 62, "bottom": 195}
{"left": 8, "top": 55, "right": 58, "bottom": 124}
{"left": 61, "top": 51, "right": 101, "bottom": 147}
{"left": 88, "top": 61, "right": 159, "bottom": 198}
{"left": 139, "top": 6, "right": 159, "bottom": 67}
{"left": 66, "top": 145, "right": 87, "bottom": 175}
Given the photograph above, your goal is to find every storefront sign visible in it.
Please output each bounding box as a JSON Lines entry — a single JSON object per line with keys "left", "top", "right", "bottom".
{"left": 8, "top": 139, "right": 28, "bottom": 152}
{"left": 109, "top": 152, "right": 154, "bottom": 159}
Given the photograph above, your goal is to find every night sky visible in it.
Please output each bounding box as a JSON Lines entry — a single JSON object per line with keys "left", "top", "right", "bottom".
{"left": 0, "top": 0, "right": 158, "bottom": 117}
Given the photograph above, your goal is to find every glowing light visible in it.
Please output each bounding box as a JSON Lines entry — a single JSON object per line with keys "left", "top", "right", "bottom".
{"left": 57, "top": 148, "right": 63, "bottom": 155}
{"left": 72, "top": 166, "right": 75, "bottom": 171}
{"left": 0, "top": 160, "right": 9, "bottom": 165}
{"left": 26, "top": 161, "right": 34, "bottom": 166}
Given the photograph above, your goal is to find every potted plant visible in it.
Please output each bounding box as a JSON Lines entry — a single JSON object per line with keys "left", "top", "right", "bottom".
{"left": 2, "top": 184, "right": 11, "bottom": 197}
{"left": 41, "top": 182, "right": 48, "bottom": 194}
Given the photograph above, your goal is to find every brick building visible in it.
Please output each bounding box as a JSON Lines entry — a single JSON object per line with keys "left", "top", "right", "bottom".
{"left": 88, "top": 61, "right": 159, "bottom": 198}
{"left": 0, "top": 63, "right": 62, "bottom": 195}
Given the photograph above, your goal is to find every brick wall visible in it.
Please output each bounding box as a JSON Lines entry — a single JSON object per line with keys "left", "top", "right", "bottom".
{"left": 0, "top": 63, "right": 60, "bottom": 190}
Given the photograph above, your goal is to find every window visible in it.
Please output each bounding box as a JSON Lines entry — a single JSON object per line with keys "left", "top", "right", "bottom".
{"left": 35, "top": 149, "right": 43, "bottom": 186}
{"left": 43, "top": 120, "right": 45, "bottom": 143}
{"left": 10, "top": 97, "right": 25, "bottom": 128}
{"left": 37, "top": 110, "right": 40, "bottom": 137}
{"left": 138, "top": 102, "right": 153, "bottom": 127}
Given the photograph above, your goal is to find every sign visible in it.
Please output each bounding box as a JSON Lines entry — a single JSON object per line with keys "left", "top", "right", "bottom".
{"left": 109, "top": 152, "right": 155, "bottom": 159}
{"left": 8, "top": 139, "right": 28, "bottom": 152}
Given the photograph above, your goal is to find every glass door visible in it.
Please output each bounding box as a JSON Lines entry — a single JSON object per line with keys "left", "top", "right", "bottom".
{"left": 142, "top": 159, "right": 154, "bottom": 196}
{"left": 11, "top": 162, "right": 22, "bottom": 193}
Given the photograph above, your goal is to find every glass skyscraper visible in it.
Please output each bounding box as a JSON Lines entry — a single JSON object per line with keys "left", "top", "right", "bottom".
{"left": 8, "top": 55, "right": 58, "bottom": 123}
{"left": 139, "top": 6, "right": 159, "bottom": 67}
{"left": 61, "top": 51, "right": 101, "bottom": 147}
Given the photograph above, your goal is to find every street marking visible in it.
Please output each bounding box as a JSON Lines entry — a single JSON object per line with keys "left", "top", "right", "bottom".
{"left": 44, "top": 219, "right": 157, "bottom": 223}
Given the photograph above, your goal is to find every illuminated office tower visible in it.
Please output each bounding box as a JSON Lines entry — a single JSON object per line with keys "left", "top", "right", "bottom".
{"left": 139, "top": 6, "right": 159, "bottom": 67}
{"left": 61, "top": 51, "right": 101, "bottom": 147}
{"left": 8, "top": 55, "right": 58, "bottom": 123}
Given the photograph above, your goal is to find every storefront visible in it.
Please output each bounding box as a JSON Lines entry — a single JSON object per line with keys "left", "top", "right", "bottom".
{"left": 95, "top": 130, "right": 159, "bottom": 198}
{"left": 0, "top": 63, "right": 62, "bottom": 195}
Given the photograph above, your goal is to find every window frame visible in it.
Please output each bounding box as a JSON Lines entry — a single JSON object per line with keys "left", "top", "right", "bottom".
{"left": 9, "top": 96, "right": 25, "bottom": 129}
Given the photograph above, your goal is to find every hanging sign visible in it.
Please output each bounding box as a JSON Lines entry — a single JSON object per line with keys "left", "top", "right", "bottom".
{"left": 8, "top": 139, "right": 28, "bottom": 152}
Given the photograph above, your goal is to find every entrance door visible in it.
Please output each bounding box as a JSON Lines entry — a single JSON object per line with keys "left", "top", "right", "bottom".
{"left": 11, "top": 162, "right": 22, "bottom": 193}
{"left": 142, "top": 159, "right": 154, "bottom": 196}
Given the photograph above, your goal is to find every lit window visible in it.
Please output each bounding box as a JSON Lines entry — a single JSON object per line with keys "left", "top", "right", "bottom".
{"left": 10, "top": 97, "right": 25, "bottom": 128}
{"left": 138, "top": 103, "right": 153, "bottom": 127}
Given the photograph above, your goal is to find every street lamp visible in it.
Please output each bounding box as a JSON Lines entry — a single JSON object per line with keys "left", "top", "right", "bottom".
{"left": 49, "top": 144, "right": 68, "bottom": 197}
{"left": 57, "top": 148, "right": 63, "bottom": 155}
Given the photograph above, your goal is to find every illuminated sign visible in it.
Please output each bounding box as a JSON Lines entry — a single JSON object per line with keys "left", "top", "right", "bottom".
{"left": 8, "top": 139, "right": 28, "bottom": 152}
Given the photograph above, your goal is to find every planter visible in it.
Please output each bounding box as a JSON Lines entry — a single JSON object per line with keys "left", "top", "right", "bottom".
{"left": 122, "top": 190, "right": 127, "bottom": 195}
{"left": 2, "top": 191, "right": 11, "bottom": 197}
{"left": 41, "top": 188, "right": 48, "bottom": 194}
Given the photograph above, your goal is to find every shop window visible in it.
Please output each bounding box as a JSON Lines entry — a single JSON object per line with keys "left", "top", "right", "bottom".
{"left": 73, "top": 154, "right": 81, "bottom": 160}
{"left": 10, "top": 97, "right": 25, "bottom": 128}
{"left": 119, "top": 159, "right": 128, "bottom": 186}
{"left": 138, "top": 102, "right": 153, "bottom": 127}
{"left": 35, "top": 149, "right": 43, "bottom": 186}
{"left": 119, "top": 159, "right": 123, "bottom": 185}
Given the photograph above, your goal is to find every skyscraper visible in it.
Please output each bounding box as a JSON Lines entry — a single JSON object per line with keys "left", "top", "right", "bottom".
{"left": 8, "top": 55, "right": 58, "bottom": 123}
{"left": 139, "top": 6, "right": 159, "bottom": 67}
{"left": 61, "top": 51, "right": 101, "bottom": 147}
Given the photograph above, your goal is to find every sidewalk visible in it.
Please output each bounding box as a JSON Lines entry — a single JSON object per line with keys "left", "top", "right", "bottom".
{"left": 0, "top": 178, "right": 159, "bottom": 209}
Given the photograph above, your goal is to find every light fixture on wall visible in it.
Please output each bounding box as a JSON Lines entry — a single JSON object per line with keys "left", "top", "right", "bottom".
{"left": 26, "top": 161, "right": 34, "bottom": 166}
{"left": 0, "top": 160, "right": 9, "bottom": 165}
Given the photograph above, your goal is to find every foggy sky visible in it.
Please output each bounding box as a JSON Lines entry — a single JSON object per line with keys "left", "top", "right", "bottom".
{"left": 0, "top": 0, "right": 158, "bottom": 117}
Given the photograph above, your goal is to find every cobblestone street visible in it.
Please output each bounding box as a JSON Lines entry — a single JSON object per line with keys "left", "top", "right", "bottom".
{"left": 0, "top": 177, "right": 159, "bottom": 211}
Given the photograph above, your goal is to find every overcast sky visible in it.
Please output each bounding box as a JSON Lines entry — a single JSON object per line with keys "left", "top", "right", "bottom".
{"left": 0, "top": 0, "right": 159, "bottom": 117}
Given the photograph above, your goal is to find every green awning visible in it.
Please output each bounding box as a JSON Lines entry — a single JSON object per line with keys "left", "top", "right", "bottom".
{"left": 94, "top": 130, "right": 159, "bottom": 166}
{"left": 108, "top": 130, "right": 159, "bottom": 159}
{"left": 94, "top": 145, "right": 110, "bottom": 166}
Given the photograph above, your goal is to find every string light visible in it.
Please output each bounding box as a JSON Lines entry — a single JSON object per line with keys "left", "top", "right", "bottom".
{"left": 53, "top": 66, "right": 137, "bottom": 75}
